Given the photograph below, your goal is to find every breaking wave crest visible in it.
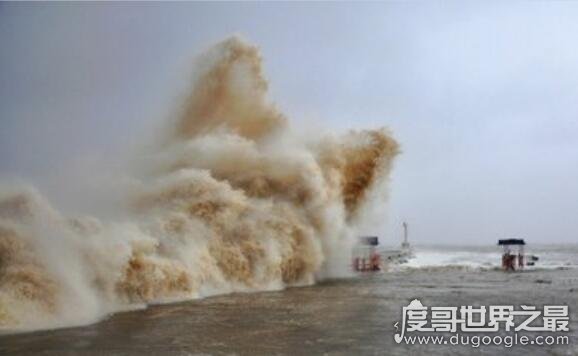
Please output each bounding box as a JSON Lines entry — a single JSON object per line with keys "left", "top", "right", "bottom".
{"left": 0, "top": 36, "right": 399, "bottom": 332}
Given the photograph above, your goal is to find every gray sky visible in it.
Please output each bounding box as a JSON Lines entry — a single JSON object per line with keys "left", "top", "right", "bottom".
{"left": 1, "top": 2, "right": 577, "bottom": 245}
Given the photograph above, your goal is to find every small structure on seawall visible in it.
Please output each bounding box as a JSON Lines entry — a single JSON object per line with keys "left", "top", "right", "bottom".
{"left": 352, "top": 222, "right": 414, "bottom": 272}
{"left": 498, "top": 239, "right": 539, "bottom": 271}
{"left": 352, "top": 236, "right": 381, "bottom": 272}
{"left": 381, "top": 221, "right": 414, "bottom": 266}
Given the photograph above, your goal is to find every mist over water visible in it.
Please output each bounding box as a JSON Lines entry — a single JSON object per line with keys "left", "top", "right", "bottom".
{"left": 0, "top": 37, "right": 399, "bottom": 332}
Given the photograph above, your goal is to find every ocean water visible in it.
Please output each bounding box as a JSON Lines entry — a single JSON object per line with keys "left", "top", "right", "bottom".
{"left": 400, "top": 244, "right": 578, "bottom": 270}
{"left": 2, "top": 257, "right": 577, "bottom": 355}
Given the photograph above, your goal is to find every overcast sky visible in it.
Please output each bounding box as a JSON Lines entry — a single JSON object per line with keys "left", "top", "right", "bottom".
{"left": 1, "top": 2, "right": 577, "bottom": 245}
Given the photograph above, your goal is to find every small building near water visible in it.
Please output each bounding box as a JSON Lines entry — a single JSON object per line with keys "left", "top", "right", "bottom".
{"left": 353, "top": 236, "right": 381, "bottom": 272}
{"left": 498, "top": 238, "right": 526, "bottom": 271}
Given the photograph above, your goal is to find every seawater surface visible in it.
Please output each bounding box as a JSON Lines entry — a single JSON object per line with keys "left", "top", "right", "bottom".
{"left": 1, "top": 245, "right": 577, "bottom": 356}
